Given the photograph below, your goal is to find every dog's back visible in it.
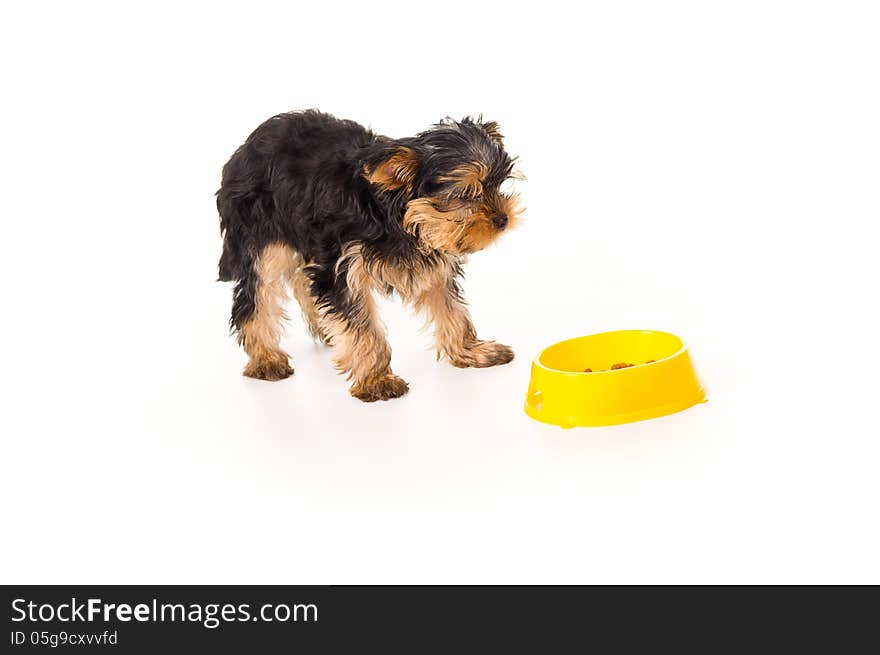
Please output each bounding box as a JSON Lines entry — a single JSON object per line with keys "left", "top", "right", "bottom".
{"left": 216, "top": 109, "right": 373, "bottom": 282}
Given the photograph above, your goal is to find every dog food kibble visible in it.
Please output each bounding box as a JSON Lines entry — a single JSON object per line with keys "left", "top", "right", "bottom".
{"left": 584, "top": 361, "right": 654, "bottom": 372}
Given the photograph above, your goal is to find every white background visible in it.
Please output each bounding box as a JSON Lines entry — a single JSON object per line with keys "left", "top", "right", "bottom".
{"left": 2, "top": 1, "right": 878, "bottom": 584}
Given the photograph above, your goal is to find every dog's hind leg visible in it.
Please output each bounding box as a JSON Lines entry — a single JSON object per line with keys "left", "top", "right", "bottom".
{"left": 235, "top": 243, "right": 296, "bottom": 381}
{"left": 289, "top": 254, "right": 331, "bottom": 345}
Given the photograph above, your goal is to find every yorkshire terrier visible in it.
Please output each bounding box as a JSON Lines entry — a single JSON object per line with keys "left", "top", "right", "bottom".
{"left": 216, "top": 110, "right": 522, "bottom": 401}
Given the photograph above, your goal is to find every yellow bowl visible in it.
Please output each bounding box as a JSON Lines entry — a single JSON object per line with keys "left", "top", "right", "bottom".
{"left": 524, "top": 330, "right": 707, "bottom": 428}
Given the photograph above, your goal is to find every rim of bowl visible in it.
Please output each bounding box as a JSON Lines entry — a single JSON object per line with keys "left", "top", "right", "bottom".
{"left": 533, "top": 329, "right": 687, "bottom": 376}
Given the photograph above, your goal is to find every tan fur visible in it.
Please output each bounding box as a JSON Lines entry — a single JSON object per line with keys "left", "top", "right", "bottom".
{"left": 318, "top": 244, "right": 408, "bottom": 401}
{"left": 411, "top": 277, "right": 513, "bottom": 368}
{"left": 441, "top": 161, "right": 489, "bottom": 199}
{"left": 240, "top": 237, "right": 512, "bottom": 392}
{"left": 361, "top": 250, "right": 456, "bottom": 300}
{"left": 289, "top": 253, "right": 330, "bottom": 344}
{"left": 345, "top": 244, "right": 514, "bottom": 368}
{"left": 363, "top": 147, "right": 419, "bottom": 192}
{"left": 402, "top": 193, "right": 522, "bottom": 254}
{"left": 240, "top": 243, "right": 296, "bottom": 380}
{"left": 482, "top": 121, "right": 504, "bottom": 145}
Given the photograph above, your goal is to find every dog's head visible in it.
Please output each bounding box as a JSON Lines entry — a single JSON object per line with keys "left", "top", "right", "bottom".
{"left": 364, "top": 117, "right": 523, "bottom": 255}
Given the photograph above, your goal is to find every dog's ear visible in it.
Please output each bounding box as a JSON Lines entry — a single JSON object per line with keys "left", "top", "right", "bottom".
{"left": 364, "top": 146, "right": 420, "bottom": 192}
{"left": 480, "top": 120, "right": 504, "bottom": 146}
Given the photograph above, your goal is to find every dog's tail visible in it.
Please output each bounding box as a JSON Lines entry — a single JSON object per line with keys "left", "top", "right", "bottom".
{"left": 216, "top": 186, "right": 266, "bottom": 334}
{"left": 217, "top": 187, "right": 249, "bottom": 282}
{"left": 216, "top": 136, "right": 281, "bottom": 332}
{"left": 217, "top": 243, "right": 237, "bottom": 283}
{"left": 216, "top": 175, "right": 277, "bottom": 282}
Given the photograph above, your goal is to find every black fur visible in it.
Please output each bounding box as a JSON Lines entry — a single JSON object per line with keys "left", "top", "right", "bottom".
{"left": 216, "top": 109, "right": 515, "bottom": 332}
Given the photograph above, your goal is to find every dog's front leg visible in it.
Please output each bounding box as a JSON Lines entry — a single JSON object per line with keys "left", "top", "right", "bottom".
{"left": 320, "top": 255, "right": 409, "bottom": 402}
{"left": 415, "top": 276, "right": 514, "bottom": 368}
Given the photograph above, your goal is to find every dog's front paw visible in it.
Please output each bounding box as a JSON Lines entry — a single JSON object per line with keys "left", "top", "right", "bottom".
{"left": 449, "top": 341, "right": 514, "bottom": 368}
{"left": 243, "top": 356, "right": 294, "bottom": 381}
{"left": 350, "top": 372, "right": 410, "bottom": 402}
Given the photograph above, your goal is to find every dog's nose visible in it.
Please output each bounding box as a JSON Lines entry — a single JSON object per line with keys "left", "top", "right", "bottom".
{"left": 493, "top": 214, "right": 508, "bottom": 230}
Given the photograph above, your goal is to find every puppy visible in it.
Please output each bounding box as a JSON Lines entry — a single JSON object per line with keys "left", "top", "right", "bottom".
{"left": 216, "top": 110, "right": 522, "bottom": 401}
